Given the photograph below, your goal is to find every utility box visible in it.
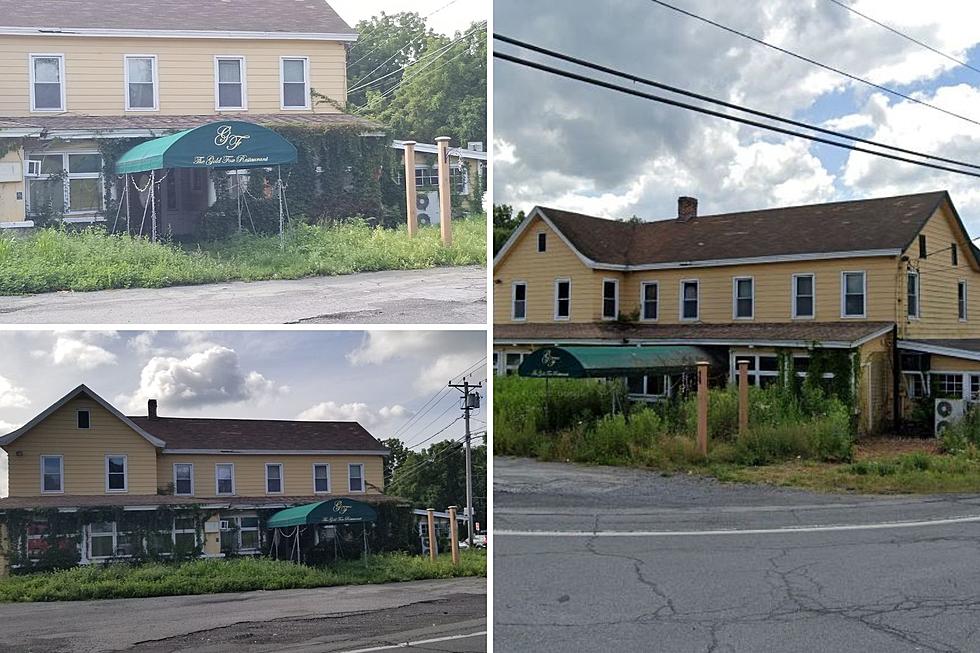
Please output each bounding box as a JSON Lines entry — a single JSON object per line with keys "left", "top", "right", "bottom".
{"left": 0, "top": 162, "right": 22, "bottom": 183}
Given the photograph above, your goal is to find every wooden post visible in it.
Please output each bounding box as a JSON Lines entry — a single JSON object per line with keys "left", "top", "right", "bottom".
{"left": 436, "top": 136, "right": 452, "bottom": 246}
{"left": 738, "top": 359, "right": 749, "bottom": 437}
{"left": 403, "top": 141, "right": 418, "bottom": 237}
{"left": 426, "top": 508, "right": 437, "bottom": 561}
{"left": 697, "top": 361, "right": 709, "bottom": 456}
{"left": 448, "top": 505, "right": 460, "bottom": 566}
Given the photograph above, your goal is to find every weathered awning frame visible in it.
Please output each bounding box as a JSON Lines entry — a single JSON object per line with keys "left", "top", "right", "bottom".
{"left": 518, "top": 345, "right": 713, "bottom": 378}
{"left": 267, "top": 498, "right": 378, "bottom": 565}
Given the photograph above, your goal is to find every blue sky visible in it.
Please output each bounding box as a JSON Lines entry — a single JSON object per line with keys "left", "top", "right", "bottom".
{"left": 0, "top": 330, "right": 487, "bottom": 497}
{"left": 494, "top": 0, "right": 980, "bottom": 231}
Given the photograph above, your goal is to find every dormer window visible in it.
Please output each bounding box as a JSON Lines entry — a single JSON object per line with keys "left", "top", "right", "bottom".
{"left": 76, "top": 409, "right": 90, "bottom": 429}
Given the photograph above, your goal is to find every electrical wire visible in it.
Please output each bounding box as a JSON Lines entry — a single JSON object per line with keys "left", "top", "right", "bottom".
{"left": 492, "top": 49, "right": 980, "bottom": 180}
{"left": 388, "top": 355, "right": 486, "bottom": 441}
{"left": 347, "top": 0, "right": 462, "bottom": 63}
{"left": 386, "top": 434, "right": 466, "bottom": 493}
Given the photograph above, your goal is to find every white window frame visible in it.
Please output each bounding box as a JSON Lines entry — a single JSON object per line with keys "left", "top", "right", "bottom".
{"left": 640, "top": 281, "right": 659, "bottom": 322}
{"left": 906, "top": 270, "right": 920, "bottom": 320}
{"left": 214, "top": 56, "right": 247, "bottom": 111}
{"left": 104, "top": 454, "right": 128, "bottom": 493}
{"left": 732, "top": 276, "right": 754, "bottom": 320}
{"left": 503, "top": 351, "right": 527, "bottom": 376}
{"left": 840, "top": 271, "right": 867, "bottom": 319}
{"left": 172, "top": 516, "right": 198, "bottom": 550}
{"left": 280, "top": 56, "right": 310, "bottom": 110}
{"left": 25, "top": 151, "right": 104, "bottom": 217}
{"left": 601, "top": 278, "right": 619, "bottom": 321}
{"left": 511, "top": 281, "right": 527, "bottom": 321}
{"left": 29, "top": 53, "right": 65, "bottom": 112}
{"left": 123, "top": 54, "right": 159, "bottom": 112}
{"left": 554, "top": 278, "right": 571, "bottom": 321}
{"left": 791, "top": 273, "right": 815, "bottom": 320}
{"left": 173, "top": 463, "right": 194, "bottom": 497}
{"left": 40, "top": 454, "right": 64, "bottom": 494}
{"left": 348, "top": 463, "right": 365, "bottom": 494}
{"left": 215, "top": 463, "right": 236, "bottom": 496}
{"left": 88, "top": 521, "right": 130, "bottom": 560}
{"left": 313, "top": 463, "right": 331, "bottom": 494}
{"left": 680, "top": 279, "right": 700, "bottom": 321}
{"left": 959, "top": 280, "right": 968, "bottom": 322}
{"left": 537, "top": 232, "right": 547, "bottom": 252}
{"left": 76, "top": 408, "right": 91, "bottom": 429}
{"left": 265, "top": 462, "right": 284, "bottom": 495}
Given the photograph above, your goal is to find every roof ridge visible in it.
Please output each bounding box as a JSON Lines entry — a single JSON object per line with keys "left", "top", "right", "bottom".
{"left": 127, "top": 415, "right": 362, "bottom": 425}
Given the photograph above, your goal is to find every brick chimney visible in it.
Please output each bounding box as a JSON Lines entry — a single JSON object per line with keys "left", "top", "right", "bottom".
{"left": 148, "top": 399, "right": 158, "bottom": 420}
{"left": 677, "top": 196, "right": 698, "bottom": 222}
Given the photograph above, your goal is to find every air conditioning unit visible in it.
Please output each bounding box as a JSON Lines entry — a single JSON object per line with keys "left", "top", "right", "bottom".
{"left": 467, "top": 141, "right": 484, "bottom": 152}
{"left": 935, "top": 398, "right": 966, "bottom": 436}
{"left": 219, "top": 520, "right": 231, "bottom": 530}
{"left": 24, "top": 160, "right": 42, "bottom": 177}
{"left": 415, "top": 191, "right": 441, "bottom": 226}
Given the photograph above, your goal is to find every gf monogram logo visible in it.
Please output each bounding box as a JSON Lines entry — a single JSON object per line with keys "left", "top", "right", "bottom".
{"left": 214, "top": 125, "right": 251, "bottom": 151}
{"left": 541, "top": 350, "right": 559, "bottom": 368}
{"left": 332, "top": 500, "right": 351, "bottom": 515}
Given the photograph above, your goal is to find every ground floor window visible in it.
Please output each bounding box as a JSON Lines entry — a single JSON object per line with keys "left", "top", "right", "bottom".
{"left": 88, "top": 521, "right": 135, "bottom": 559}
{"left": 903, "top": 372, "right": 927, "bottom": 399}
{"left": 730, "top": 352, "right": 836, "bottom": 389}
{"left": 495, "top": 351, "right": 528, "bottom": 375}
{"left": 627, "top": 374, "right": 668, "bottom": 398}
{"left": 26, "top": 151, "right": 104, "bottom": 218}
{"left": 932, "top": 373, "right": 964, "bottom": 399}
{"left": 220, "top": 515, "right": 260, "bottom": 553}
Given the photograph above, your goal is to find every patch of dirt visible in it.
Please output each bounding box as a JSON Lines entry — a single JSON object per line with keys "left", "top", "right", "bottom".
{"left": 853, "top": 437, "right": 940, "bottom": 460}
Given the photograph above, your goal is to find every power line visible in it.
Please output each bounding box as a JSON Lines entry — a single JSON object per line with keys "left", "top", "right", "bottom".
{"left": 387, "top": 355, "right": 486, "bottom": 441}
{"left": 493, "top": 49, "right": 980, "bottom": 180}
{"left": 648, "top": 0, "right": 980, "bottom": 130}
{"left": 348, "top": 0, "right": 462, "bottom": 63}
{"left": 825, "top": 0, "right": 980, "bottom": 77}
{"left": 494, "top": 33, "right": 980, "bottom": 172}
{"left": 386, "top": 434, "right": 466, "bottom": 493}
{"left": 408, "top": 414, "right": 464, "bottom": 451}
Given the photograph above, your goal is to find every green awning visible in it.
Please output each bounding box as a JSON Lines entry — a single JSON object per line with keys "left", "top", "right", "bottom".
{"left": 266, "top": 499, "right": 378, "bottom": 529}
{"left": 114, "top": 120, "right": 298, "bottom": 174}
{"left": 518, "top": 345, "right": 713, "bottom": 378}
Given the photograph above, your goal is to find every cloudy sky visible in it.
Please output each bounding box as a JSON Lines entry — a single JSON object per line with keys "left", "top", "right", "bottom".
{"left": 0, "top": 330, "right": 486, "bottom": 497}
{"left": 494, "top": 0, "right": 980, "bottom": 232}
{"left": 331, "top": 0, "right": 483, "bottom": 35}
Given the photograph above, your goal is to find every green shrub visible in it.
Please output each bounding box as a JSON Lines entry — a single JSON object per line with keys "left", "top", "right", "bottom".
{"left": 493, "top": 376, "right": 618, "bottom": 445}
{"left": 940, "top": 405, "right": 980, "bottom": 454}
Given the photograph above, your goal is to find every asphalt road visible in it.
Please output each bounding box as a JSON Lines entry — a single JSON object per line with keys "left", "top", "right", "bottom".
{"left": 494, "top": 457, "right": 980, "bottom": 652}
{"left": 0, "top": 266, "right": 487, "bottom": 325}
{"left": 0, "top": 577, "right": 486, "bottom": 653}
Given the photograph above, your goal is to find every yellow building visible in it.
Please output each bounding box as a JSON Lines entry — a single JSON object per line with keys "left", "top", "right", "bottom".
{"left": 0, "top": 0, "right": 380, "bottom": 235}
{"left": 0, "top": 384, "right": 392, "bottom": 573}
{"left": 493, "top": 191, "right": 980, "bottom": 433}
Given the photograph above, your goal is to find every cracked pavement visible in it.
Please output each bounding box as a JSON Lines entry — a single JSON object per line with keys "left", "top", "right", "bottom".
{"left": 494, "top": 457, "right": 980, "bottom": 652}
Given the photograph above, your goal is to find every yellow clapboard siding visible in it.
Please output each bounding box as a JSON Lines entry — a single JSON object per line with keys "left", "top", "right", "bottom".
{"left": 929, "top": 355, "right": 980, "bottom": 372}
{"left": 0, "top": 147, "right": 26, "bottom": 223}
{"left": 3, "top": 398, "right": 158, "bottom": 497}
{"left": 0, "top": 35, "right": 347, "bottom": 116}
{"left": 157, "top": 454, "right": 385, "bottom": 498}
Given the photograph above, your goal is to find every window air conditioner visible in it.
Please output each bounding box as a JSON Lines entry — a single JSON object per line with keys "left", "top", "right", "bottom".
{"left": 24, "top": 160, "right": 42, "bottom": 177}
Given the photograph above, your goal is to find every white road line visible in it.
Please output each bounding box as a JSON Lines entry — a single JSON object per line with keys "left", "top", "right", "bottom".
{"left": 496, "top": 514, "right": 980, "bottom": 537}
{"left": 339, "top": 631, "right": 487, "bottom": 652}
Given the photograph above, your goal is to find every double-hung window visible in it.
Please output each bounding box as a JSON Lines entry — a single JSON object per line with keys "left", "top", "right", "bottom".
{"left": 173, "top": 463, "right": 194, "bottom": 496}
{"left": 105, "top": 455, "right": 128, "bottom": 492}
{"left": 602, "top": 279, "right": 619, "bottom": 320}
{"left": 215, "top": 463, "right": 235, "bottom": 495}
{"left": 681, "top": 280, "right": 699, "bottom": 320}
{"left": 313, "top": 463, "right": 331, "bottom": 493}
{"left": 215, "top": 56, "right": 246, "bottom": 110}
{"left": 281, "top": 57, "right": 310, "bottom": 109}
{"left": 841, "top": 271, "right": 866, "bottom": 318}
{"left": 27, "top": 152, "right": 103, "bottom": 217}
{"left": 90, "top": 521, "right": 134, "bottom": 559}
{"left": 641, "top": 282, "right": 658, "bottom": 321}
{"left": 41, "top": 455, "right": 63, "bottom": 493}
{"left": 959, "top": 281, "right": 968, "bottom": 321}
{"left": 30, "top": 54, "right": 64, "bottom": 111}
{"left": 265, "top": 463, "right": 283, "bottom": 494}
{"left": 733, "top": 277, "right": 754, "bottom": 319}
{"left": 907, "top": 271, "right": 920, "bottom": 319}
{"left": 349, "top": 463, "right": 365, "bottom": 493}
{"left": 512, "top": 282, "right": 527, "bottom": 320}
{"left": 124, "top": 55, "right": 158, "bottom": 111}
{"left": 792, "top": 274, "right": 815, "bottom": 319}
{"left": 173, "top": 517, "right": 197, "bottom": 551}
{"left": 554, "top": 279, "right": 571, "bottom": 320}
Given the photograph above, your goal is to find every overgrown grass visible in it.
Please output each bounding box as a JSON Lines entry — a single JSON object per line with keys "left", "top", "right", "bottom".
{"left": 0, "top": 217, "right": 487, "bottom": 294}
{"left": 0, "top": 551, "right": 486, "bottom": 603}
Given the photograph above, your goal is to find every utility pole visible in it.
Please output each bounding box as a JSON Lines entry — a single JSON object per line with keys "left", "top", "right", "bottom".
{"left": 449, "top": 377, "right": 482, "bottom": 547}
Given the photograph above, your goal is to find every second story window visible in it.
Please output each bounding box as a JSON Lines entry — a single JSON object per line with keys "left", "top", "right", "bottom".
{"left": 105, "top": 455, "right": 128, "bottom": 492}
{"left": 125, "top": 55, "right": 158, "bottom": 111}
{"left": 265, "top": 463, "right": 283, "bottom": 494}
{"left": 842, "top": 271, "right": 866, "bottom": 318}
{"left": 216, "top": 463, "right": 235, "bottom": 495}
{"left": 907, "top": 271, "right": 920, "bottom": 319}
{"left": 919, "top": 235, "right": 927, "bottom": 258}
{"left": 41, "top": 455, "right": 64, "bottom": 493}
{"left": 512, "top": 282, "right": 527, "bottom": 320}
{"left": 793, "top": 274, "right": 815, "bottom": 319}
{"left": 681, "top": 280, "right": 699, "bottom": 320}
{"left": 215, "top": 57, "right": 246, "bottom": 110}
{"left": 174, "top": 463, "right": 194, "bottom": 496}
{"left": 952, "top": 244, "right": 959, "bottom": 266}
{"left": 602, "top": 279, "right": 619, "bottom": 320}
{"left": 349, "top": 463, "right": 365, "bottom": 493}
{"left": 76, "top": 409, "right": 90, "bottom": 429}
{"left": 313, "top": 463, "right": 331, "bottom": 493}
{"left": 30, "top": 54, "right": 64, "bottom": 111}
{"left": 537, "top": 233, "right": 547, "bottom": 252}
{"left": 281, "top": 57, "right": 310, "bottom": 109}
{"left": 959, "top": 281, "right": 968, "bottom": 321}
{"left": 641, "top": 282, "right": 658, "bottom": 320}
{"left": 733, "top": 277, "right": 754, "bottom": 319}
{"left": 554, "top": 279, "right": 571, "bottom": 320}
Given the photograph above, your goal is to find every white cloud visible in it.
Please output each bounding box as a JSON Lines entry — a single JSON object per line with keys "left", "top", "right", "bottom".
{"left": 0, "top": 375, "right": 30, "bottom": 409}
{"left": 297, "top": 401, "right": 411, "bottom": 426}
{"left": 120, "top": 345, "right": 288, "bottom": 412}
{"left": 347, "top": 331, "right": 486, "bottom": 394}
{"left": 34, "top": 336, "right": 118, "bottom": 370}
{"left": 127, "top": 331, "right": 158, "bottom": 355}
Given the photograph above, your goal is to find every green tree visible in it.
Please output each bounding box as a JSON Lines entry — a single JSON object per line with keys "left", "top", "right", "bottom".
{"left": 381, "top": 438, "right": 411, "bottom": 487}
{"left": 493, "top": 204, "right": 525, "bottom": 254}
{"left": 346, "top": 12, "right": 435, "bottom": 108}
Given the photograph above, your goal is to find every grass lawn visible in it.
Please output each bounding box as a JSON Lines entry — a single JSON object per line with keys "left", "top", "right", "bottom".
{"left": 0, "top": 550, "right": 486, "bottom": 603}
{"left": 0, "top": 217, "right": 486, "bottom": 294}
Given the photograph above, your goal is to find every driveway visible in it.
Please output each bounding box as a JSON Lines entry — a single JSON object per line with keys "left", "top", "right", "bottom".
{"left": 0, "top": 266, "right": 486, "bottom": 325}
{"left": 494, "top": 457, "right": 980, "bottom": 652}
{"left": 0, "top": 577, "right": 486, "bottom": 653}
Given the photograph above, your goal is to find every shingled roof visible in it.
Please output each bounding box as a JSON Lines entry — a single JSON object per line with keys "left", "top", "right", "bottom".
{"left": 0, "top": 113, "right": 384, "bottom": 134}
{"left": 0, "top": 0, "right": 356, "bottom": 36}
{"left": 525, "top": 191, "right": 960, "bottom": 267}
{"left": 127, "top": 416, "right": 388, "bottom": 453}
